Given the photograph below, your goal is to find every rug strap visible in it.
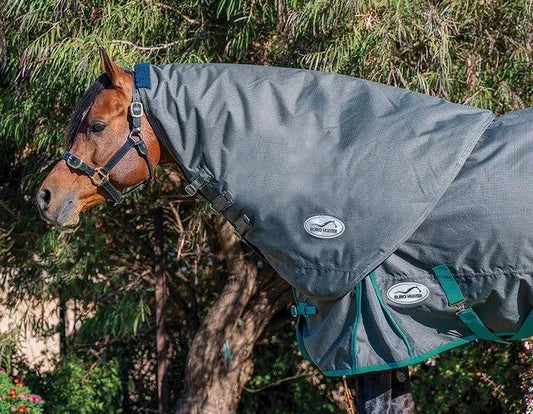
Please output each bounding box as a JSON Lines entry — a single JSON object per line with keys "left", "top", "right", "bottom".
{"left": 233, "top": 213, "right": 253, "bottom": 237}
{"left": 185, "top": 167, "right": 213, "bottom": 196}
{"left": 510, "top": 311, "right": 533, "bottom": 340}
{"left": 432, "top": 265, "right": 509, "bottom": 344}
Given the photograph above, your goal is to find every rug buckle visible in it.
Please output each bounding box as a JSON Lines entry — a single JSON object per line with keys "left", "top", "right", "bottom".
{"left": 454, "top": 299, "right": 467, "bottom": 315}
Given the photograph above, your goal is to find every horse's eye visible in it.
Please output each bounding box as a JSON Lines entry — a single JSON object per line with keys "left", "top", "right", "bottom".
{"left": 89, "top": 121, "right": 107, "bottom": 134}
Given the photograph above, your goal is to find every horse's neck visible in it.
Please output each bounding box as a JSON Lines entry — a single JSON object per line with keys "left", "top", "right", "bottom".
{"left": 157, "top": 141, "right": 175, "bottom": 165}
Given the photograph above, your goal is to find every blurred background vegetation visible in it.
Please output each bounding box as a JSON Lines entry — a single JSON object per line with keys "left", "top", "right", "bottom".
{"left": 0, "top": 0, "right": 532, "bottom": 412}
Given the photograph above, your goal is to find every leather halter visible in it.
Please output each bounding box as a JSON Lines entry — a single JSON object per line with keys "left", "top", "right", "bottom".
{"left": 61, "top": 76, "right": 154, "bottom": 205}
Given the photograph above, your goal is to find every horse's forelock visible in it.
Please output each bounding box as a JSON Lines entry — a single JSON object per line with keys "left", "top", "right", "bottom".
{"left": 64, "top": 68, "right": 133, "bottom": 148}
{"left": 64, "top": 73, "right": 112, "bottom": 147}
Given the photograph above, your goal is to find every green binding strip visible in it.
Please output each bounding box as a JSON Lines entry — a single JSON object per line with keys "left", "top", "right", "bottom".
{"left": 295, "top": 317, "right": 313, "bottom": 362}
{"left": 291, "top": 287, "right": 313, "bottom": 362}
{"left": 432, "top": 265, "right": 509, "bottom": 344}
{"left": 510, "top": 311, "right": 533, "bottom": 340}
{"left": 323, "top": 334, "right": 478, "bottom": 377}
{"left": 350, "top": 281, "right": 362, "bottom": 371}
{"left": 322, "top": 331, "right": 516, "bottom": 377}
{"left": 369, "top": 272, "right": 415, "bottom": 358}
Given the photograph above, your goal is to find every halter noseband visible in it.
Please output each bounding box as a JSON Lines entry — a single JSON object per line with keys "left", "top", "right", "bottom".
{"left": 61, "top": 75, "right": 154, "bottom": 205}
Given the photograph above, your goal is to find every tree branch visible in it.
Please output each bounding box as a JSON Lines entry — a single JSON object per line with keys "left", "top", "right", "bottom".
{"left": 111, "top": 39, "right": 190, "bottom": 51}
{"left": 140, "top": 0, "right": 222, "bottom": 27}
{"left": 144, "top": 0, "right": 202, "bottom": 25}
{"left": 243, "top": 370, "right": 312, "bottom": 393}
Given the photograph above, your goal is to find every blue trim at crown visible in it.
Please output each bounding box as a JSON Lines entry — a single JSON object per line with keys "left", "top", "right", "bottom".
{"left": 134, "top": 63, "right": 151, "bottom": 89}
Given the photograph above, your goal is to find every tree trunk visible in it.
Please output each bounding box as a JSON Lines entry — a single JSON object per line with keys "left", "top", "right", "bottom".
{"left": 58, "top": 294, "right": 67, "bottom": 356}
{"left": 175, "top": 217, "right": 292, "bottom": 414}
{"left": 154, "top": 205, "right": 169, "bottom": 414}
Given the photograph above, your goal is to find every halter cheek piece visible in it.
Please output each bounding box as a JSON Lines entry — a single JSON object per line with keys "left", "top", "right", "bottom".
{"left": 61, "top": 77, "right": 154, "bottom": 205}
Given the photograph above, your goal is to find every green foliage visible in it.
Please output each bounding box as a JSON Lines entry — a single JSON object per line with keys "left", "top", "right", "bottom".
{"left": 240, "top": 330, "right": 340, "bottom": 413}
{"left": 37, "top": 357, "right": 122, "bottom": 414}
{"left": 0, "top": 334, "right": 15, "bottom": 375}
{"left": 411, "top": 342, "right": 525, "bottom": 414}
{"left": 0, "top": 371, "right": 43, "bottom": 414}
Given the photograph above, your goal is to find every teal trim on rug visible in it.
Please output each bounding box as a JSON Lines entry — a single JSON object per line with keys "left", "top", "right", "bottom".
{"left": 291, "top": 287, "right": 313, "bottom": 362}
{"left": 321, "top": 331, "right": 516, "bottom": 377}
{"left": 350, "top": 282, "right": 362, "bottom": 371}
{"left": 369, "top": 271, "right": 415, "bottom": 358}
{"left": 457, "top": 307, "right": 509, "bottom": 344}
{"left": 295, "top": 316, "right": 312, "bottom": 362}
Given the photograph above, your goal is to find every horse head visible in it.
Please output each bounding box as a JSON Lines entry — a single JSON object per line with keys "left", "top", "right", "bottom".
{"left": 36, "top": 49, "right": 171, "bottom": 226}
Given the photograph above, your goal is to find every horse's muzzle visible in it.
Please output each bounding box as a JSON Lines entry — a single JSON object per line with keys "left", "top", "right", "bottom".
{"left": 36, "top": 187, "right": 78, "bottom": 227}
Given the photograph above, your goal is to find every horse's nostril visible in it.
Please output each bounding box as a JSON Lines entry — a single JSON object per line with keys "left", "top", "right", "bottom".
{"left": 37, "top": 188, "right": 52, "bottom": 211}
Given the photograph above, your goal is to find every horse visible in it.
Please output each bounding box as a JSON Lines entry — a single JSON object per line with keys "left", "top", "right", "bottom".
{"left": 37, "top": 48, "right": 533, "bottom": 413}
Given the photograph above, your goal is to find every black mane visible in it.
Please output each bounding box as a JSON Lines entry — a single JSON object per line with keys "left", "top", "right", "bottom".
{"left": 65, "top": 73, "right": 111, "bottom": 147}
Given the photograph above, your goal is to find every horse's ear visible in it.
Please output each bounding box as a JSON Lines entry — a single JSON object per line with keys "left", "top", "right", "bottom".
{"left": 99, "top": 47, "right": 128, "bottom": 89}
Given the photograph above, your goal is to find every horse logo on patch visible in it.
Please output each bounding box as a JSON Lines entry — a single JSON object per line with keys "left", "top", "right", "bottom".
{"left": 304, "top": 215, "right": 345, "bottom": 239}
{"left": 387, "top": 282, "right": 430, "bottom": 305}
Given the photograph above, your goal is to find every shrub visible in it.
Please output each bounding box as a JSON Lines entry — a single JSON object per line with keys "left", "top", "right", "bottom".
{"left": 39, "top": 357, "right": 123, "bottom": 414}
{"left": 0, "top": 370, "right": 43, "bottom": 414}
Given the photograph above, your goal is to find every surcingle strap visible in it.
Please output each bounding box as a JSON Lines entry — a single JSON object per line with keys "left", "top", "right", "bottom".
{"left": 290, "top": 302, "right": 317, "bottom": 318}
{"left": 432, "top": 264, "right": 465, "bottom": 306}
{"left": 510, "top": 311, "right": 533, "bottom": 340}
{"left": 432, "top": 265, "right": 509, "bottom": 344}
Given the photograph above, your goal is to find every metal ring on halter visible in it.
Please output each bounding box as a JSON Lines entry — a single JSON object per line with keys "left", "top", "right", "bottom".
{"left": 128, "top": 130, "right": 145, "bottom": 142}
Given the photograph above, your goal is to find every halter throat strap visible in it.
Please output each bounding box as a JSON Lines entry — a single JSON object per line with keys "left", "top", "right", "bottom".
{"left": 61, "top": 73, "right": 154, "bottom": 205}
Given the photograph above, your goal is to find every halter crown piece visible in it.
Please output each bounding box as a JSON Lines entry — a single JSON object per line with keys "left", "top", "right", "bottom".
{"left": 61, "top": 72, "right": 154, "bottom": 204}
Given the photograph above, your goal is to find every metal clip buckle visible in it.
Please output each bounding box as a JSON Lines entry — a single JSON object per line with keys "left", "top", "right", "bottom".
{"left": 66, "top": 154, "right": 82, "bottom": 169}
{"left": 130, "top": 101, "right": 144, "bottom": 118}
{"left": 185, "top": 184, "right": 197, "bottom": 196}
{"left": 210, "top": 191, "right": 233, "bottom": 214}
{"left": 454, "top": 299, "right": 467, "bottom": 315}
{"left": 90, "top": 168, "right": 109, "bottom": 186}
{"left": 290, "top": 305, "right": 298, "bottom": 318}
{"left": 233, "top": 214, "right": 252, "bottom": 238}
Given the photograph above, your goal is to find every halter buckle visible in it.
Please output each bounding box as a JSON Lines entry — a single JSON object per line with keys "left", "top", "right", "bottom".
{"left": 130, "top": 101, "right": 144, "bottom": 118}
{"left": 65, "top": 154, "right": 82, "bottom": 169}
{"left": 90, "top": 167, "right": 109, "bottom": 186}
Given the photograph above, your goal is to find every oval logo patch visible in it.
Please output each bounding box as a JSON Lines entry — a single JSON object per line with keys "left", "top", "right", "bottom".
{"left": 304, "top": 215, "right": 345, "bottom": 239}
{"left": 386, "top": 282, "right": 429, "bottom": 305}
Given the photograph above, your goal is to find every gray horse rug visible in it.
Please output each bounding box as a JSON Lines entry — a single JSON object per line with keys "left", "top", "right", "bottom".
{"left": 132, "top": 62, "right": 533, "bottom": 375}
